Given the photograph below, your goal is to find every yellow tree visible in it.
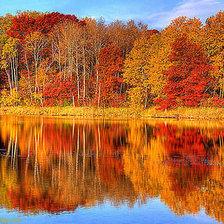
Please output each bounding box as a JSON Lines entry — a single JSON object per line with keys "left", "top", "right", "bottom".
{"left": 203, "top": 11, "right": 224, "bottom": 98}
{"left": 0, "top": 13, "right": 13, "bottom": 50}
{"left": 1, "top": 37, "right": 19, "bottom": 92}
{"left": 123, "top": 31, "right": 167, "bottom": 107}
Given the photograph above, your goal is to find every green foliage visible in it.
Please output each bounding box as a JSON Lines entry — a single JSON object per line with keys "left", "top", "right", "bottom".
{"left": 63, "top": 99, "right": 72, "bottom": 106}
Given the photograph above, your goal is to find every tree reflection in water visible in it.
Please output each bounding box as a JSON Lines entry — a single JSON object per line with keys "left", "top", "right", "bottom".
{"left": 0, "top": 116, "right": 223, "bottom": 222}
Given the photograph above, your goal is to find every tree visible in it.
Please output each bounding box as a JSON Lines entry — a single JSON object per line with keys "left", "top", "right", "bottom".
{"left": 94, "top": 44, "right": 124, "bottom": 107}
{"left": 158, "top": 35, "right": 211, "bottom": 109}
{"left": 0, "top": 14, "right": 13, "bottom": 90}
{"left": 107, "top": 20, "right": 147, "bottom": 57}
{"left": 6, "top": 11, "right": 38, "bottom": 40}
{"left": 85, "top": 18, "right": 108, "bottom": 104}
{"left": 42, "top": 75, "right": 77, "bottom": 106}
{"left": 25, "top": 31, "right": 48, "bottom": 95}
{"left": 203, "top": 11, "right": 224, "bottom": 98}
{"left": 0, "top": 37, "right": 19, "bottom": 92}
{"left": 123, "top": 30, "right": 163, "bottom": 108}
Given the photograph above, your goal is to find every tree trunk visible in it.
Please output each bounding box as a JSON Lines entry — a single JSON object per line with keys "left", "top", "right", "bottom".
{"left": 98, "top": 83, "right": 101, "bottom": 107}
{"left": 82, "top": 46, "right": 86, "bottom": 106}
{"left": 145, "top": 87, "right": 148, "bottom": 108}
{"left": 5, "top": 68, "right": 12, "bottom": 93}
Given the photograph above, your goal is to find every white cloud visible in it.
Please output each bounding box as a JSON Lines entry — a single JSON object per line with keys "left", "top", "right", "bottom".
{"left": 147, "top": 0, "right": 224, "bottom": 28}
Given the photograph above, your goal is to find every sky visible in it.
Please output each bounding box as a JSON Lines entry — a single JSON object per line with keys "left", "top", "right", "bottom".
{"left": 0, "top": 0, "right": 223, "bottom": 28}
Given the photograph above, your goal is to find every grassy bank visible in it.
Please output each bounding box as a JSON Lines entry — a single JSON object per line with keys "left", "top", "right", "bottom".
{"left": 0, "top": 106, "right": 223, "bottom": 120}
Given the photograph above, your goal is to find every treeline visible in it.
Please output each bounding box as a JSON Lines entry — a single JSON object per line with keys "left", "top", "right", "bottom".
{"left": 0, "top": 10, "right": 223, "bottom": 109}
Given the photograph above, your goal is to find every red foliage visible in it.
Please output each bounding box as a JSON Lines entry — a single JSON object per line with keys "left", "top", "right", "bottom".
{"left": 143, "top": 29, "right": 159, "bottom": 39}
{"left": 155, "top": 124, "right": 212, "bottom": 197}
{"left": 94, "top": 44, "right": 124, "bottom": 107}
{"left": 0, "top": 70, "right": 8, "bottom": 90}
{"left": 212, "top": 97, "right": 224, "bottom": 107}
{"left": 35, "top": 12, "right": 80, "bottom": 34}
{"left": 6, "top": 13, "right": 36, "bottom": 39}
{"left": 7, "top": 12, "right": 82, "bottom": 39}
{"left": 203, "top": 95, "right": 224, "bottom": 107}
{"left": 42, "top": 75, "right": 77, "bottom": 106}
{"left": 157, "top": 35, "right": 211, "bottom": 109}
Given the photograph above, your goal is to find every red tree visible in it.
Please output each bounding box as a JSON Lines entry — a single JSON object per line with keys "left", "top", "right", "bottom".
{"left": 7, "top": 12, "right": 82, "bottom": 39}
{"left": 35, "top": 12, "right": 80, "bottom": 34}
{"left": 42, "top": 75, "right": 77, "bottom": 106}
{"left": 6, "top": 12, "right": 36, "bottom": 40}
{"left": 94, "top": 44, "right": 124, "bottom": 107}
{"left": 158, "top": 35, "right": 211, "bottom": 109}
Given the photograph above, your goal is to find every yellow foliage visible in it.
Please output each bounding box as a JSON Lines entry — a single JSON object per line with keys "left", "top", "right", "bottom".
{"left": 0, "top": 89, "right": 21, "bottom": 106}
{"left": 124, "top": 17, "right": 204, "bottom": 106}
{"left": 203, "top": 11, "right": 224, "bottom": 96}
{"left": 124, "top": 33, "right": 167, "bottom": 107}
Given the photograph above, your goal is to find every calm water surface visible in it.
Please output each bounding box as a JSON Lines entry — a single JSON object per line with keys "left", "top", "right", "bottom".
{"left": 0, "top": 116, "right": 223, "bottom": 224}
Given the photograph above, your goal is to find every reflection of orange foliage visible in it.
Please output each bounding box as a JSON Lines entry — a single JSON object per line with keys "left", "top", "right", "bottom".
{"left": 99, "top": 157, "right": 123, "bottom": 186}
{"left": 0, "top": 116, "right": 224, "bottom": 222}
{"left": 0, "top": 116, "right": 132, "bottom": 214}
{"left": 124, "top": 120, "right": 224, "bottom": 221}
{"left": 156, "top": 124, "right": 209, "bottom": 160}
{"left": 154, "top": 124, "right": 212, "bottom": 198}
{"left": 168, "top": 165, "right": 210, "bottom": 197}
{"left": 7, "top": 189, "right": 78, "bottom": 213}
{"left": 96, "top": 124, "right": 125, "bottom": 186}
{"left": 41, "top": 123, "right": 75, "bottom": 154}
{"left": 0, "top": 155, "right": 136, "bottom": 214}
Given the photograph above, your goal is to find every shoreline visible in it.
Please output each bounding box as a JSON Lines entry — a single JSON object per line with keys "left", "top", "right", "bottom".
{"left": 0, "top": 106, "right": 223, "bottom": 120}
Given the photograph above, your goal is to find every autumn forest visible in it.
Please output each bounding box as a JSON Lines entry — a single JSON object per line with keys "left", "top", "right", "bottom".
{"left": 0, "top": 10, "right": 223, "bottom": 110}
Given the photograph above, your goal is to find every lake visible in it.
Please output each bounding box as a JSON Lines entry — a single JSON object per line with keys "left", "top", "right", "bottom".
{"left": 0, "top": 116, "right": 223, "bottom": 224}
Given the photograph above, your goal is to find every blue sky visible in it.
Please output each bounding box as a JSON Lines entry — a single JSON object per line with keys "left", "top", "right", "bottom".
{"left": 0, "top": 0, "right": 224, "bottom": 28}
